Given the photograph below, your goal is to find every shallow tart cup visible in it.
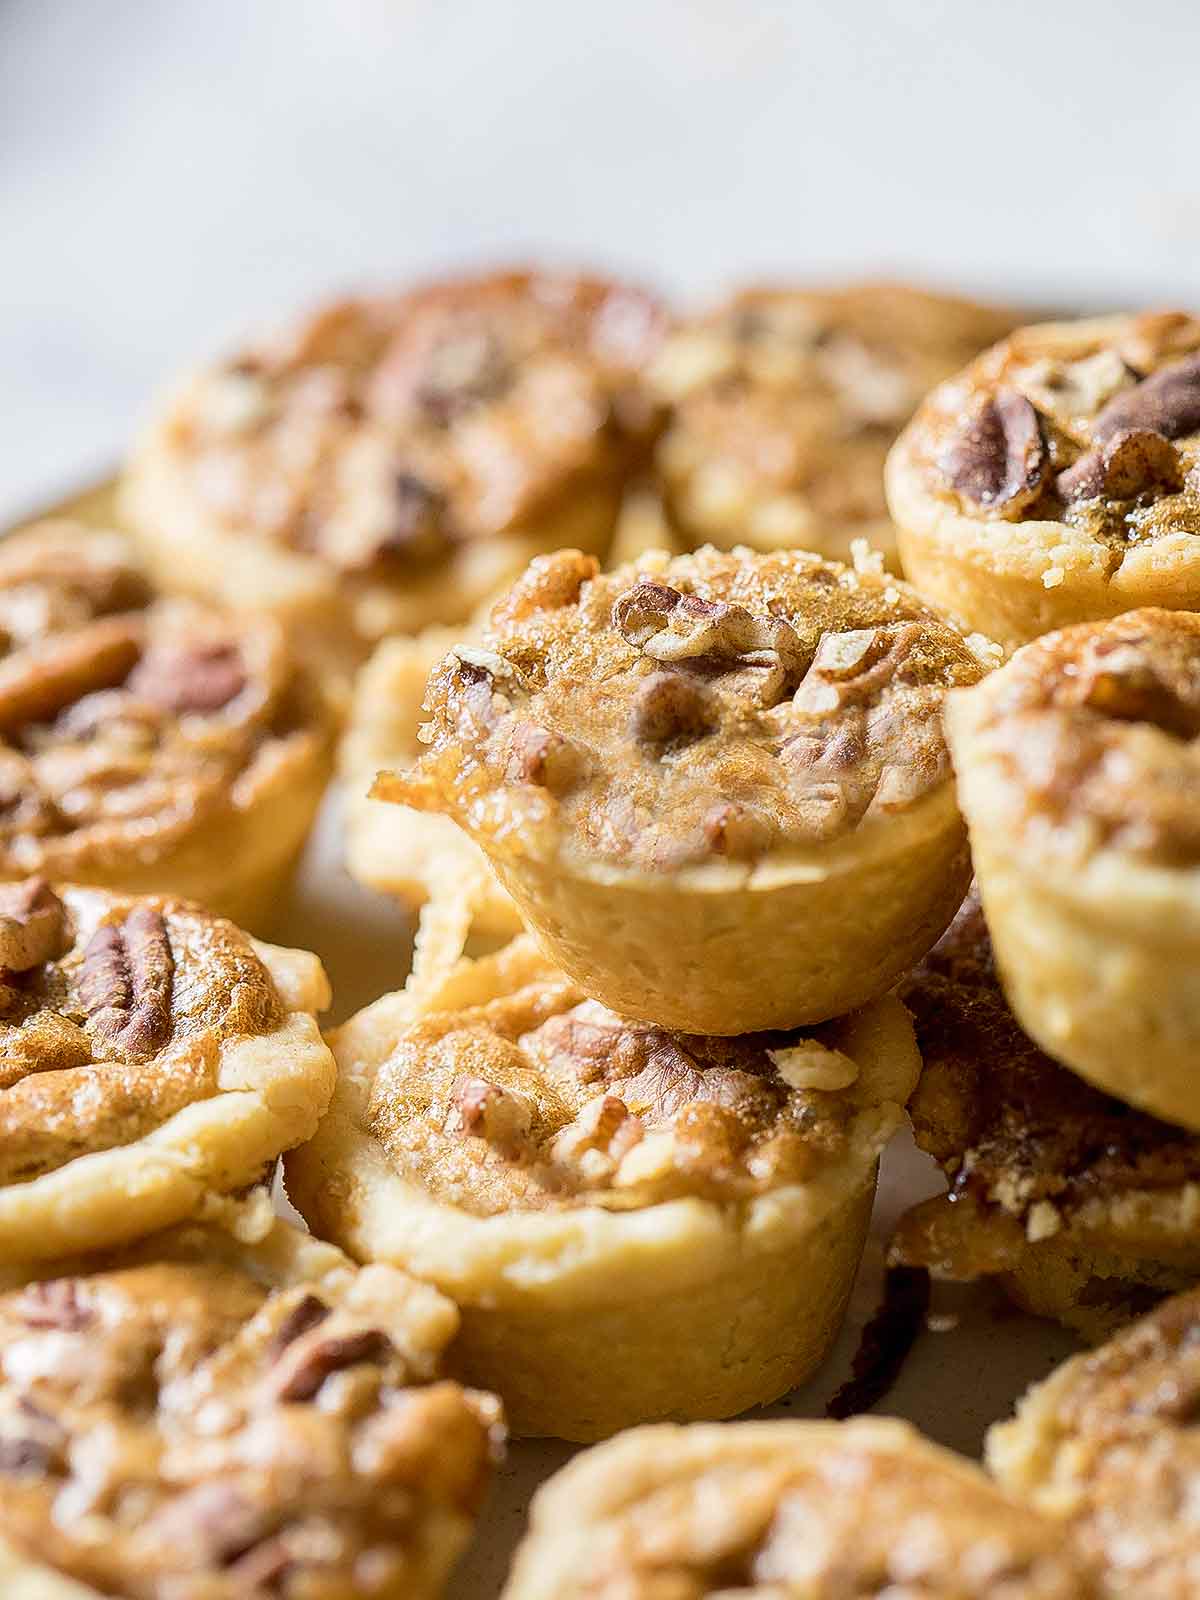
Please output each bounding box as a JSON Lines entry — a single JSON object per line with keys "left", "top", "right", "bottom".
{"left": 0, "top": 1200, "right": 502, "bottom": 1600}
{"left": 891, "top": 891, "right": 1200, "bottom": 1342}
{"left": 989, "top": 1285, "right": 1200, "bottom": 1599}
{"left": 502, "top": 1416, "right": 1091, "bottom": 1598}
{"left": 0, "top": 878, "right": 335, "bottom": 1261}
{"left": 651, "top": 279, "right": 1017, "bottom": 567}
{"left": 342, "top": 624, "right": 521, "bottom": 940}
{"left": 285, "top": 935, "right": 920, "bottom": 1441}
{"left": 378, "top": 544, "right": 982, "bottom": 1034}
{"left": 946, "top": 607, "right": 1200, "bottom": 1131}
{"left": 886, "top": 310, "right": 1200, "bottom": 650}
{"left": 120, "top": 269, "right": 667, "bottom": 672}
{"left": 0, "top": 520, "right": 335, "bottom": 933}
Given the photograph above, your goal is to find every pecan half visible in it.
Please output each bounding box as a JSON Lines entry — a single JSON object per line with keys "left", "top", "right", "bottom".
{"left": 0, "top": 616, "right": 142, "bottom": 733}
{"left": 1058, "top": 428, "right": 1184, "bottom": 504}
{"left": 272, "top": 1328, "right": 392, "bottom": 1403}
{"left": 1092, "top": 352, "right": 1200, "bottom": 446}
{"left": 79, "top": 906, "right": 174, "bottom": 1061}
{"left": 0, "top": 879, "right": 66, "bottom": 972}
{"left": 938, "top": 388, "right": 1046, "bottom": 515}
{"left": 129, "top": 639, "right": 247, "bottom": 714}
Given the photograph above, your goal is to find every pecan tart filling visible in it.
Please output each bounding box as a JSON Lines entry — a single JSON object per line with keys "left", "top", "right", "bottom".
{"left": 887, "top": 310, "right": 1200, "bottom": 647}
{"left": 990, "top": 1286, "right": 1200, "bottom": 1599}
{"left": 651, "top": 280, "right": 1017, "bottom": 566}
{"left": 285, "top": 937, "right": 919, "bottom": 1440}
{"left": 0, "top": 521, "right": 334, "bottom": 930}
{"left": 0, "top": 1214, "right": 502, "bottom": 1600}
{"left": 380, "top": 545, "right": 981, "bottom": 1032}
{"left": 121, "top": 270, "right": 667, "bottom": 662}
{"left": 891, "top": 892, "right": 1200, "bottom": 1342}
{"left": 502, "top": 1418, "right": 1093, "bottom": 1600}
{"left": 946, "top": 610, "right": 1200, "bottom": 1131}
{"left": 0, "top": 879, "right": 334, "bottom": 1260}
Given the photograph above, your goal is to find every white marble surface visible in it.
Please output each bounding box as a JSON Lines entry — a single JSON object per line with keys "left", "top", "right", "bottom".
{"left": 2, "top": 0, "right": 1199, "bottom": 518}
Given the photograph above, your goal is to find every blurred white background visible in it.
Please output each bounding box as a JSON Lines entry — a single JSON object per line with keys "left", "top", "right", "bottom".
{"left": 2, "top": 0, "right": 1198, "bottom": 518}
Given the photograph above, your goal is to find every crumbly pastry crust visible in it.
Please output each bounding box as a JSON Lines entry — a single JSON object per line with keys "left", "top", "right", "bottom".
{"left": 650, "top": 281, "right": 1017, "bottom": 567}
{"left": 379, "top": 544, "right": 980, "bottom": 1032}
{"left": 502, "top": 1417, "right": 1093, "bottom": 1598}
{"left": 989, "top": 1286, "right": 1200, "bottom": 1598}
{"left": 887, "top": 311, "right": 1200, "bottom": 648}
{"left": 0, "top": 1205, "right": 501, "bottom": 1600}
{"left": 947, "top": 609, "right": 1200, "bottom": 1130}
{"left": 285, "top": 935, "right": 919, "bottom": 1440}
{"left": 0, "top": 880, "right": 335, "bottom": 1260}
{"left": 891, "top": 892, "right": 1200, "bottom": 1342}
{"left": 120, "top": 270, "right": 667, "bottom": 669}
{"left": 343, "top": 625, "right": 521, "bottom": 938}
{"left": 0, "top": 521, "right": 335, "bottom": 931}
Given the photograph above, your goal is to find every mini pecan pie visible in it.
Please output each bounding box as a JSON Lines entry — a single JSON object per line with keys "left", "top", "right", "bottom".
{"left": 0, "top": 520, "right": 334, "bottom": 930}
{"left": 946, "top": 609, "right": 1200, "bottom": 1130}
{"left": 891, "top": 891, "right": 1200, "bottom": 1342}
{"left": 342, "top": 624, "right": 521, "bottom": 940}
{"left": 502, "top": 1417, "right": 1093, "bottom": 1598}
{"left": 121, "top": 270, "right": 667, "bottom": 670}
{"left": 285, "top": 935, "right": 919, "bottom": 1441}
{"left": 0, "top": 879, "right": 334, "bottom": 1260}
{"left": 989, "top": 1285, "right": 1200, "bottom": 1598}
{"left": 651, "top": 281, "right": 1017, "bottom": 568}
{"left": 377, "top": 545, "right": 982, "bottom": 1033}
{"left": 887, "top": 310, "right": 1200, "bottom": 649}
{"left": 0, "top": 1207, "right": 502, "bottom": 1600}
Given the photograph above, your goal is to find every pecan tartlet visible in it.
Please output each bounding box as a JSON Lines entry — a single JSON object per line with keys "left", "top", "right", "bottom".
{"left": 0, "top": 521, "right": 334, "bottom": 930}
{"left": 652, "top": 280, "right": 1017, "bottom": 567}
{"left": 946, "top": 609, "right": 1200, "bottom": 1130}
{"left": 121, "top": 270, "right": 667, "bottom": 671}
{"left": 887, "top": 310, "right": 1200, "bottom": 649}
{"left": 502, "top": 1418, "right": 1092, "bottom": 1598}
{"left": 285, "top": 936, "right": 919, "bottom": 1441}
{"left": 891, "top": 892, "right": 1200, "bottom": 1342}
{"left": 989, "top": 1286, "right": 1200, "bottom": 1599}
{"left": 0, "top": 880, "right": 334, "bottom": 1260}
{"left": 0, "top": 1205, "right": 502, "bottom": 1600}
{"left": 377, "top": 545, "right": 982, "bottom": 1033}
{"left": 342, "top": 624, "right": 521, "bottom": 940}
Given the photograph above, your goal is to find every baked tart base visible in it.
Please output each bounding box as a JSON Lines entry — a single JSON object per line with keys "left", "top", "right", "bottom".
{"left": 0, "top": 1203, "right": 501, "bottom": 1600}
{"left": 502, "top": 1417, "right": 1091, "bottom": 1598}
{"left": 286, "top": 936, "right": 919, "bottom": 1441}
{"left": 0, "top": 881, "right": 335, "bottom": 1261}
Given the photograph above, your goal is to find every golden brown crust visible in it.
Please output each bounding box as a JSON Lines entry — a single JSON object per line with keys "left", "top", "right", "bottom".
{"left": 122, "top": 270, "right": 667, "bottom": 655}
{"left": 502, "top": 1418, "right": 1093, "bottom": 1599}
{"left": 652, "top": 282, "right": 1018, "bottom": 563}
{"left": 891, "top": 892, "right": 1200, "bottom": 1336}
{"left": 949, "top": 609, "right": 1200, "bottom": 868}
{"left": 0, "top": 1212, "right": 501, "bottom": 1600}
{"left": 390, "top": 545, "right": 981, "bottom": 874}
{"left": 989, "top": 1287, "right": 1200, "bottom": 1598}
{"left": 0, "top": 522, "right": 334, "bottom": 922}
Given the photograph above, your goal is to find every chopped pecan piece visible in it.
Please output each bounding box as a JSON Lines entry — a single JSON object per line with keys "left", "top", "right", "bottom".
{"left": 505, "top": 721, "right": 582, "bottom": 791}
{"left": 937, "top": 388, "right": 1046, "bottom": 515}
{"left": 1057, "top": 428, "right": 1184, "bottom": 503}
{"left": 1091, "top": 352, "right": 1200, "bottom": 445}
{"left": 415, "top": 330, "right": 512, "bottom": 425}
{"left": 272, "top": 1328, "right": 393, "bottom": 1403}
{"left": 129, "top": 639, "right": 247, "bottom": 714}
{"left": 1077, "top": 652, "right": 1200, "bottom": 739}
{"left": 630, "top": 670, "right": 712, "bottom": 745}
{"left": 385, "top": 469, "right": 450, "bottom": 555}
{"left": 0, "top": 878, "right": 66, "bottom": 971}
{"left": 268, "top": 1293, "right": 330, "bottom": 1356}
{"left": 79, "top": 906, "right": 175, "bottom": 1061}
{"left": 13, "top": 1278, "right": 93, "bottom": 1330}
{"left": 451, "top": 1076, "right": 534, "bottom": 1150}
{"left": 611, "top": 580, "right": 681, "bottom": 645}
{"left": 703, "top": 801, "right": 774, "bottom": 858}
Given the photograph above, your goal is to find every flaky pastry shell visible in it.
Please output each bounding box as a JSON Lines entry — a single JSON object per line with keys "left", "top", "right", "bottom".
{"left": 887, "top": 311, "right": 1200, "bottom": 650}
{"left": 285, "top": 936, "right": 919, "bottom": 1441}
{"left": 0, "top": 1202, "right": 501, "bottom": 1600}
{"left": 0, "top": 881, "right": 335, "bottom": 1260}
{"left": 947, "top": 608, "right": 1200, "bottom": 1130}
{"left": 381, "top": 544, "right": 982, "bottom": 1034}
{"left": 502, "top": 1417, "right": 1091, "bottom": 1598}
